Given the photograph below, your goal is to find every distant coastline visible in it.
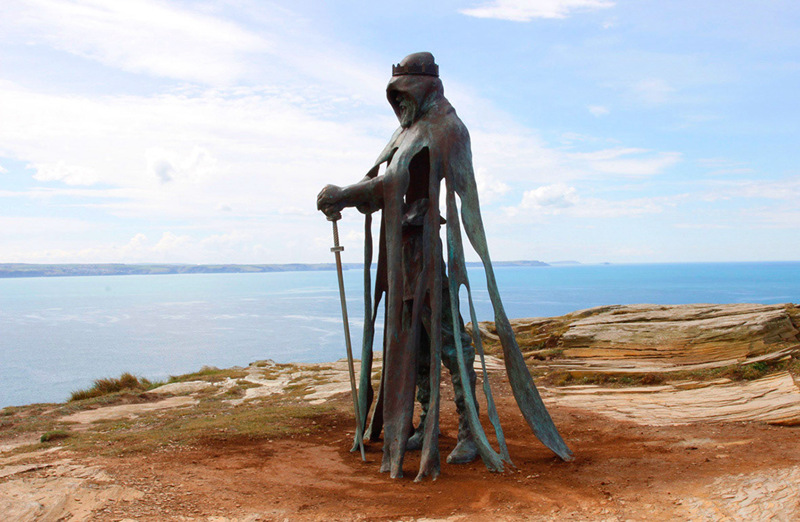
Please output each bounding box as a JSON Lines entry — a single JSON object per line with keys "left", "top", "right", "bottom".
{"left": 0, "top": 260, "right": 553, "bottom": 279}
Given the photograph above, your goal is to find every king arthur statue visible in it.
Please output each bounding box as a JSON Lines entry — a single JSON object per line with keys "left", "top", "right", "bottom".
{"left": 317, "top": 52, "right": 572, "bottom": 480}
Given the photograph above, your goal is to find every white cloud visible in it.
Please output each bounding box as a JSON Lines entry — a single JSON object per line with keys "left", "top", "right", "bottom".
{"left": 278, "top": 206, "right": 313, "bottom": 216}
{"left": 631, "top": 78, "right": 676, "bottom": 104}
{"left": 570, "top": 148, "right": 681, "bottom": 177}
{"left": 469, "top": 128, "right": 565, "bottom": 184}
{"left": 6, "top": 0, "right": 271, "bottom": 85}
{"left": 0, "top": 81, "right": 387, "bottom": 220}
{"left": 450, "top": 87, "right": 680, "bottom": 186}
{"left": 0, "top": 74, "right": 685, "bottom": 263}
{"left": 474, "top": 168, "right": 510, "bottom": 203}
{"left": 697, "top": 158, "right": 755, "bottom": 177}
{"left": 711, "top": 177, "right": 800, "bottom": 201}
{"left": 470, "top": 134, "right": 679, "bottom": 187}
{"left": 31, "top": 161, "right": 99, "bottom": 185}
{"left": 0, "top": 216, "right": 101, "bottom": 236}
{"left": 0, "top": 2, "right": 691, "bottom": 265}
{"left": 570, "top": 196, "right": 669, "bottom": 218}
{"left": 153, "top": 231, "right": 191, "bottom": 253}
{"left": 146, "top": 146, "right": 219, "bottom": 185}
{"left": 674, "top": 223, "right": 731, "bottom": 230}
{"left": 745, "top": 206, "right": 800, "bottom": 229}
{"left": 460, "top": 0, "right": 615, "bottom": 21}
{"left": 588, "top": 105, "right": 610, "bottom": 117}
{"left": 520, "top": 183, "right": 578, "bottom": 210}
{"left": 504, "top": 185, "right": 679, "bottom": 220}
{"left": 2, "top": 229, "right": 275, "bottom": 264}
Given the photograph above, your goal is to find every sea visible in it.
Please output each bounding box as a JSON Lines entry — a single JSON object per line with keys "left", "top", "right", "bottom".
{"left": 2, "top": 262, "right": 799, "bottom": 408}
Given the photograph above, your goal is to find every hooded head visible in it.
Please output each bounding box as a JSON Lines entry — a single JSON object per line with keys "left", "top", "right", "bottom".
{"left": 387, "top": 52, "right": 444, "bottom": 128}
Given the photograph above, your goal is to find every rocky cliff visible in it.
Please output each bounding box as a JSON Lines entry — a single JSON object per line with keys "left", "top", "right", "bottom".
{"left": 475, "top": 303, "right": 800, "bottom": 377}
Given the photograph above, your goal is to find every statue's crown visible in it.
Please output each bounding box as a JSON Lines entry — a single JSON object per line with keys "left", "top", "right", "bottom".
{"left": 392, "top": 62, "right": 439, "bottom": 77}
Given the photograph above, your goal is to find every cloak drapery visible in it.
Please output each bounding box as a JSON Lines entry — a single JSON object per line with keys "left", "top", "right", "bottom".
{"left": 346, "top": 58, "right": 572, "bottom": 481}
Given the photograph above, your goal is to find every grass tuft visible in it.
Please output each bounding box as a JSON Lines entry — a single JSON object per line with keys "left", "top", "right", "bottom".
{"left": 70, "top": 373, "right": 154, "bottom": 401}
{"left": 168, "top": 366, "right": 247, "bottom": 383}
{"left": 40, "top": 429, "right": 70, "bottom": 443}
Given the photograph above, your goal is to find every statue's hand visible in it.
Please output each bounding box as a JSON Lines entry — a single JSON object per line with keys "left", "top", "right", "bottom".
{"left": 317, "top": 184, "right": 345, "bottom": 219}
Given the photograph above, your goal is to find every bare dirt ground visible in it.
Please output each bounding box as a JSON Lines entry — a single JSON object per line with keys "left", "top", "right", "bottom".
{"left": 3, "top": 373, "right": 800, "bottom": 522}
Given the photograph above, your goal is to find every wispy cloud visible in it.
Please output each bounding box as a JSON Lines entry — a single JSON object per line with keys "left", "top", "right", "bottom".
{"left": 503, "top": 185, "right": 677, "bottom": 220}
{"left": 709, "top": 177, "right": 800, "bottom": 201}
{"left": 697, "top": 158, "right": 756, "bottom": 177}
{"left": 474, "top": 168, "right": 510, "bottom": 203}
{"left": 630, "top": 78, "right": 676, "bottom": 105}
{"left": 588, "top": 105, "right": 610, "bottom": 117}
{"left": 31, "top": 161, "right": 100, "bottom": 185}
{"left": 0, "top": 81, "right": 387, "bottom": 217}
{"left": 0, "top": 216, "right": 102, "bottom": 236}
{"left": 519, "top": 183, "right": 578, "bottom": 211}
{"left": 466, "top": 127, "right": 681, "bottom": 191}
{"left": 1, "top": 225, "right": 318, "bottom": 264}
{"left": 460, "top": 0, "right": 615, "bottom": 21}
{"left": 6, "top": 0, "right": 271, "bottom": 85}
{"left": 569, "top": 148, "right": 682, "bottom": 177}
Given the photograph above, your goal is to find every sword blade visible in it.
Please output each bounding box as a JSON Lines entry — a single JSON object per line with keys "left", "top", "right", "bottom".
{"left": 330, "top": 218, "right": 366, "bottom": 461}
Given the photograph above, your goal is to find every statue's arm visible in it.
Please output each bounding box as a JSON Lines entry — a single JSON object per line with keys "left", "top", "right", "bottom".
{"left": 317, "top": 169, "right": 385, "bottom": 219}
{"left": 317, "top": 136, "right": 399, "bottom": 219}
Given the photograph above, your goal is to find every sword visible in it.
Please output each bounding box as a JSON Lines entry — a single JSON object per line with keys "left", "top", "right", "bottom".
{"left": 328, "top": 213, "right": 366, "bottom": 461}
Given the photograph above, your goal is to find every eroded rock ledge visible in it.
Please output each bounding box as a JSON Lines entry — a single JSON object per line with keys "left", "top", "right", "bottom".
{"left": 474, "top": 303, "right": 800, "bottom": 375}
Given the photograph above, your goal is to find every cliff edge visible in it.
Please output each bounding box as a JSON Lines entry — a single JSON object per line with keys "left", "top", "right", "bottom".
{"left": 2, "top": 303, "right": 799, "bottom": 521}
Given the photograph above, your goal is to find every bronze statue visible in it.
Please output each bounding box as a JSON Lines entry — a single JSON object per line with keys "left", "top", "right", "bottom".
{"left": 317, "top": 52, "right": 572, "bottom": 480}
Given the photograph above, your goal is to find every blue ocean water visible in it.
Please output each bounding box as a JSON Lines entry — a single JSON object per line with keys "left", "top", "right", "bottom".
{"left": 1, "top": 262, "right": 799, "bottom": 408}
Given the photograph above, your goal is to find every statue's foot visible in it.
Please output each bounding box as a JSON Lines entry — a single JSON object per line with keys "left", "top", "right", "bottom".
{"left": 406, "top": 430, "right": 423, "bottom": 451}
{"left": 446, "top": 438, "right": 478, "bottom": 464}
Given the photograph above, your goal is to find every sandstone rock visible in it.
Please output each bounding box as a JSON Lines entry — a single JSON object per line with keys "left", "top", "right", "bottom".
{"left": 61, "top": 395, "right": 198, "bottom": 425}
{"left": 145, "top": 380, "right": 212, "bottom": 395}
{"left": 558, "top": 303, "right": 799, "bottom": 363}
{"left": 546, "top": 371, "right": 800, "bottom": 426}
{"left": 477, "top": 303, "right": 800, "bottom": 375}
{"left": 0, "top": 458, "right": 143, "bottom": 522}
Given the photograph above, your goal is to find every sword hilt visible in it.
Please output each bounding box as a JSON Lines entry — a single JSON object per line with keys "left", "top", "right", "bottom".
{"left": 329, "top": 215, "right": 344, "bottom": 252}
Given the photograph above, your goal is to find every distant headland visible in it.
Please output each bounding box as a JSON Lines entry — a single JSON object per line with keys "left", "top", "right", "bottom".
{"left": 0, "top": 260, "right": 554, "bottom": 278}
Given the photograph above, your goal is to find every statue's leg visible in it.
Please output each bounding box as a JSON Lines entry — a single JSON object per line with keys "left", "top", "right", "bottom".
{"left": 381, "top": 299, "right": 418, "bottom": 477}
{"left": 407, "top": 323, "right": 431, "bottom": 451}
{"left": 441, "top": 283, "right": 479, "bottom": 465}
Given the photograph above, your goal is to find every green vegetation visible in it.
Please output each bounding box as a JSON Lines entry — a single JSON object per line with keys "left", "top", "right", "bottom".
{"left": 40, "top": 429, "right": 70, "bottom": 443}
{"left": 2, "top": 363, "right": 340, "bottom": 458}
{"left": 168, "top": 366, "right": 247, "bottom": 384}
{"left": 65, "top": 395, "right": 333, "bottom": 457}
{"left": 220, "top": 379, "right": 262, "bottom": 399}
{"left": 1, "top": 403, "right": 77, "bottom": 452}
{"left": 528, "top": 347, "right": 565, "bottom": 361}
{"left": 70, "top": 373, "right": 159, "bottom": 401}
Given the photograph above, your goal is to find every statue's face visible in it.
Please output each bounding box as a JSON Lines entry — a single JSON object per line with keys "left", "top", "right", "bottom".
{"left": 394, "top": 92, "right": 418, "bottom": 128}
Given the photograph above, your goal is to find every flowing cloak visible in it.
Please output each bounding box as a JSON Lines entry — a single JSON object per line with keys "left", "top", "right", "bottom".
{"left": 352, "top": 75, "right": 572, "bottom": 481}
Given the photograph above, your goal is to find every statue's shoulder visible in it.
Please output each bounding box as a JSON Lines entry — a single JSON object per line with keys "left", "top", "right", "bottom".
{"left": 432, "top": 103, "right": 471, "bottom": 151}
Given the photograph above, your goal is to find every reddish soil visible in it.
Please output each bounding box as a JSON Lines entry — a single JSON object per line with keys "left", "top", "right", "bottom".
{"left": 75, "top": 379, "right": 800, "bottom": 521}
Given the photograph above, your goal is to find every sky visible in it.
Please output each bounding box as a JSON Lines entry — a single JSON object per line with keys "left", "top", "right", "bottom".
{"left": 1, "top": 0, "right": 799, "bottom": 265}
